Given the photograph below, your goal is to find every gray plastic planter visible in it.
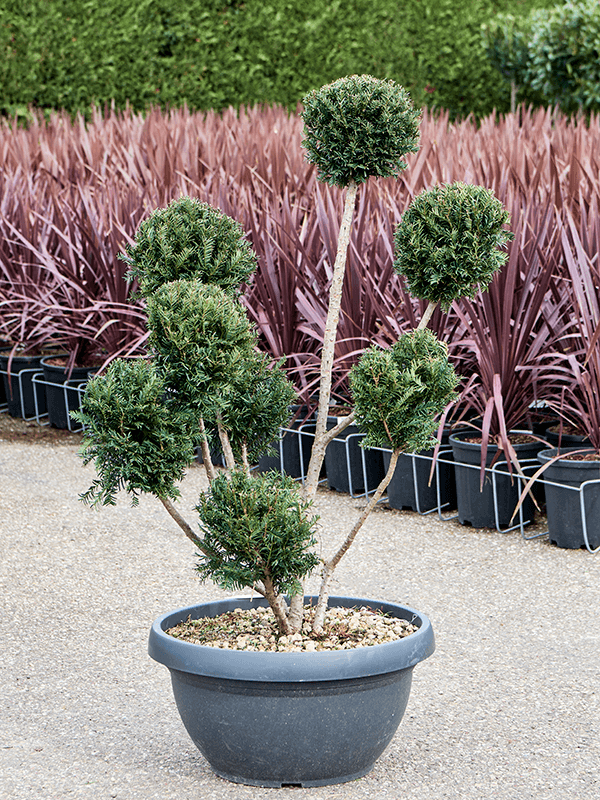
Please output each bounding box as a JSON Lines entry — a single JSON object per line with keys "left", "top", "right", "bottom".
{"left": 148, "top": 595, "right": 435, "bottom": 788}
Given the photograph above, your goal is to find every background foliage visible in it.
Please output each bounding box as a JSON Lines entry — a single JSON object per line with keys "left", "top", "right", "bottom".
{"left": 0, "top": 0, "right": 560, "bottom": 121}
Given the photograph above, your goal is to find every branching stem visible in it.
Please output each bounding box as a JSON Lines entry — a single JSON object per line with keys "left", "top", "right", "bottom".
{"left": 198, "top": 417, "right": 217, "bottom": 481}
{"left": 312, "top": 448, "right": 401, "bottom": 632}
{"left": 159, "top": 496, "right": 206, "bottom": 552}
{"left": 416, "top": 300, "right": 438, "bottom": 331}
{"left": 217, "top": 418, "right": 236, "bottom": 471}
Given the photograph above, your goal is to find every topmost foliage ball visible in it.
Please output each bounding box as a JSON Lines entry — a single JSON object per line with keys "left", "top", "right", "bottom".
{"left": 301, "top": 75, "right": 421, "bottom": 187}
{"left": 121, "top": 196, "right": 257, "bottom": 298}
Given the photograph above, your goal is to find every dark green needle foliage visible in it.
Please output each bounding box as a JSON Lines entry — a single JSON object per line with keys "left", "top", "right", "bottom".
{"left": 195, "top": 470, "right": 320, "bottom": 597}
{"left": 146, "top": 280, "right": 257, "bottom": 417}
{"left": 74, "top": 359, "right": 197, "bottom": 506}
{"left": 301, "top": 75, "right": 421, "bottom": 187}
{"left": 394, "top": 182, "right": 513, "bottom": 309}
{"left": 121, "top": 196, "right": 257, "bottom": 298}
{"left": 350, "top": 329, "right": 459, "bottom": 453}
{"left": 219, "top": 350, "right": 298, "bottom": 465}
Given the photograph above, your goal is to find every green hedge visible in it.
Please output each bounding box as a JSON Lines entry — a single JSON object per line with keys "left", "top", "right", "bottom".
{"left": 0, "top": 0, "right": 560, "bottom": 120}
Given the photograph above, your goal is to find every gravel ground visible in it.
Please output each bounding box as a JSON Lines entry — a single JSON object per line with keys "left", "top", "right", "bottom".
{"left": 1, "top": 429, "right": 599, "bottom": 800}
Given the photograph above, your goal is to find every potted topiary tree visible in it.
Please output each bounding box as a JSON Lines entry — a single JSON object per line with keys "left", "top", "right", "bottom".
{"left": 75, "top": 76, "right": 510, "bottom": 787}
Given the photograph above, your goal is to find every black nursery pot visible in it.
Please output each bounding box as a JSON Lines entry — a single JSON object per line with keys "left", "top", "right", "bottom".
{"left": 325, "top": 416, "right": 384, "bottom": 495}
{"left": 257, "top": 407, "right": 317, "bottom": 479}
{"left": 148, "top": 595, "right": 435, "bottom": 788}
{"left": 41, "top": 357, "right": 94, "bottom": 429}
{"left": 542, "top": 424, "right": 590, "bottom": 449}
{"left": 0, "top": 343, "right": 10, "bottom": 405}
{"left": 382, "top": 430, "right": 458, "bottom": 513}
{"left": 0, "top": 352, "right": 47, "bottom": 418}
{"left": 537, "top": 448, "right": 600, "bottom": 550}
{"left": 450, "top": 431, "right": 544, "bottom": 529}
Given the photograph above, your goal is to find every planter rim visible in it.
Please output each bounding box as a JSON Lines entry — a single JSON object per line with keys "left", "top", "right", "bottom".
{"left": 148, "top": 595, "right": 435, "bottom": 683}
{"left": 40, "top": 355, "right": 94, "bottom": 375}
{"left": 537, "top": 446, "right": 599, "bottom": 464}
{"left": 449, "top": 430, "right": 540, "bottom": 451}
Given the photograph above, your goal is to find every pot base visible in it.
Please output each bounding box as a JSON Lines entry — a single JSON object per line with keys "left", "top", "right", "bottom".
{"left": 170, "top": 665, "right": 413, "bottom": 787}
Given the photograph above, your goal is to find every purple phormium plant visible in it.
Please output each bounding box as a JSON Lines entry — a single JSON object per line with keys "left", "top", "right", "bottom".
{"left": 1, "top": 102, "right": 600, "bottom": 396}
{"left": 529, "top": 205, "right": 600, "bottom": 452}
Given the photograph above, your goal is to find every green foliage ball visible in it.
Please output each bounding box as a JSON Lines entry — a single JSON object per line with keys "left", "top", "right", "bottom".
{"left": 146, "top": 280, "right": 257, "bottom": 417}
{"left": 301, "top": 74, "right": 421, "bottom": 187}
{"left": 394, "top": 182, "right": 513, "bottom": 309}
{"left": 218, "top": 350, "right": 298, "bottom": 465}
{"left": 74, "top": 358, "right": 197, "bottom": 506}
{"left": 122, "top": 196, "right": 257, "bottom": 298}
{"left": 195, "top": 469, "right": 320, "bottom": 596}
{"left": 350, "top": 329, "right": 459, "bottom": 452}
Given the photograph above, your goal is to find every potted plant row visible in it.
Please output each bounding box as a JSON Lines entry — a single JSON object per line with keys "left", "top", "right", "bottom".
{"left": 516, "top": 221, "right": 600, "bottom": 552}
{"left": 75, "top": 75, "right": 514, "bottom": 787}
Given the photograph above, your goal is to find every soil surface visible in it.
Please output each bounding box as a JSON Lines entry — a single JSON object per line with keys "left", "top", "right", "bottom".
{"left": 0, "top": 412, "right": 83, "bottom": 446}
{"left": 168, "top": 604, "right": 417, "bottom": 652}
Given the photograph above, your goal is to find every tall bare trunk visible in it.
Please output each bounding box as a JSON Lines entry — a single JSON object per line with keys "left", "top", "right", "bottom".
{"left": 416, "top": 300, "right": 438, "bottom": 331}
{"left": 303, "top": 181, "right": 358, "bottom": 502}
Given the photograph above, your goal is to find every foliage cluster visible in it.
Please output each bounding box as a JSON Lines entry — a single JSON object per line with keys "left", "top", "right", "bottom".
{"left": 394, "top": 182, "right": 513, "bottom": 310}
{"left": 302, "top": 76, "right": 421, "bottom": 187}
{"left": 1, "top": 0, "right": 557, "bottom": 121}
{"left": 122, "top": 197, "right": 257, "bottom": 298}
{"left": 74, "top": 358, "right": 197, "bottom": 505}
{"left": 350, "top": 329, "right": 459, "bottom": 452}
{"left": 76, "top": 199, "right": 296, "bottom": 509}
{"left": 195, "top": 469, "right": 320, "bottom": 597}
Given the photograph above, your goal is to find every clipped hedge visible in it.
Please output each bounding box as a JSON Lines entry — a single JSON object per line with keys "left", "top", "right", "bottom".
{"left": 1, "top": 0, "right": 559, "bottom": 120}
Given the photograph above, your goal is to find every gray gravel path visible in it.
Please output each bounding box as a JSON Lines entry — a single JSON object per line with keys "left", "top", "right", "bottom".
{"left": 1, "top": 440, "right": 599, "bottom": 800}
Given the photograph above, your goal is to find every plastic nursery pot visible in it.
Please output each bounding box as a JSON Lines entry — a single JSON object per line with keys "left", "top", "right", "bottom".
{"left": 0, "top": 342, "right": 11, "bottom": 405}
{"left": 537, "top": 448, "right": 600, "bottom": 551}
{"left": 542, "top": 424, "right": 591, "bottom": 450}
{"left": 325, "top": 416, "right": 384, "bottom": 495}
{"left": 41, "top": 357, "right": 95, "bottom": 430}
{"left": 0, "top": 352, "right": 47, "bottom": 419}
{"left": 148, "top": 595, "right": 435, "bottom": 788}
{"left": 382, "top": 429, "right": 460, "bottom": 514}
{"left": 257, "top": 406, "right": 318, "bottom": 479}
{"left": 450, "top": 431, "right": 545, "bottom": 529}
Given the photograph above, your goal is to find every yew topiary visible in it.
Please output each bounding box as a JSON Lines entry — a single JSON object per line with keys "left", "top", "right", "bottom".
{"left": 76, "top": 76, "right": 512, "bottom": 639}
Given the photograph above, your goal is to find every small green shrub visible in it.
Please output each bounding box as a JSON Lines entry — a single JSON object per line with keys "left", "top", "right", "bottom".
{"left": 122, "top": 197, "right": 257, "bottom": 298}
{"left": 195, "top": 469, "right": 320, "bottom": 596}
{"left": 75, "top": 358, "right": 197, "bottom": 506}
{"left": 146, "top": 280, "right": 257, "bottom": 417}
